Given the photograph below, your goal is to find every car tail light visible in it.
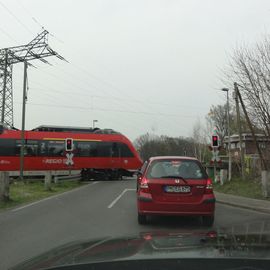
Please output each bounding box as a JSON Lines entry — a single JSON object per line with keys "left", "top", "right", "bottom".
{"left": 207, "top": 231, "right": 217, "bottom": 238}
{"left": 139, "top": 178, "right": 150, "bottom": 193}
{"left": 205, "top": 179, "right": 213, "bottom": 194}
{"left": 143, "top": 233, "right": 152, "bottom": 241}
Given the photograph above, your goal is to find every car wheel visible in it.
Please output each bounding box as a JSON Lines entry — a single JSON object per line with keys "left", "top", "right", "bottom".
{"left": 202, "top": 215, "right": 214, "bottom": 227}
{"left": 138, "top": 213, "right": 147, "bottom": 225}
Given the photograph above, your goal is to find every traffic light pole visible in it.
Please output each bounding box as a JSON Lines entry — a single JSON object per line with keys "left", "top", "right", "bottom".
{"left": 214, "top": 159, "right": 217, "bottom": 182}
{"left": 211, "top": 135, "right": 221, "bottom": 182}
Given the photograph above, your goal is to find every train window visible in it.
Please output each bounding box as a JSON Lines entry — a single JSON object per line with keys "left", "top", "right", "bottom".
{"left": 97, "top": 142, "right": 112, "bottom": 157}
{"left": 15, "top": 140, "right": 39, "bottom": 156}
{"left": 15, "top": 140, "right": 22, "bottom": 156}
{"left": 0, "top": 139, "right": 15, "bottom": 156}
{"left": 47, "top": 140, "right": 64, "bottom": 156}
{"left": 25, "top": 140, "right": 39, "bottom": 156}
{"left": 119, "top": 143, "right": 134, "bottom": 157}
{"left": 112, "top": 142, "right": 120, "bottom": 157}
{"left": 89, "top": 142, "right": 98, "bottom": 157}
{"left": 39, "top": 141, "right": 47, "bottom": 156}
{"left": 76, "top": 141, "right": 91, "bottom": 157}
{"left": 74, "top": 141, "right": 98, "bottom": 157}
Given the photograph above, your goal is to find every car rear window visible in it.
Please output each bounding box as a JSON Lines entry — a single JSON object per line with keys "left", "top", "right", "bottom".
{"left": 146, "top": 159, "right": 207, "bottom": 180}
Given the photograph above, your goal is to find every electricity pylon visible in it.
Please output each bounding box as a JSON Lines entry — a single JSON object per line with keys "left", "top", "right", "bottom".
{"left": 0, "top": 29, "right": 66, "bottom": 128}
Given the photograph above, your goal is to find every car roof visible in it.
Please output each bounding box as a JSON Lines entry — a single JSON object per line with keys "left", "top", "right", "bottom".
{"left": 148, "top": 156, "right": 199, "bottom": 162}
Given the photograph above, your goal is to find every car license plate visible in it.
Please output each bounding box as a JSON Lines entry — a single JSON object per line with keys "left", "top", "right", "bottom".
{"left": 164, "top": 185, "right": 191, "bottom": 193}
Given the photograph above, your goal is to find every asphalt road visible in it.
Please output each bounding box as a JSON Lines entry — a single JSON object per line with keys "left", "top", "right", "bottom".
{"left": 1, "top": 178, "right": 270, "bottom": 269}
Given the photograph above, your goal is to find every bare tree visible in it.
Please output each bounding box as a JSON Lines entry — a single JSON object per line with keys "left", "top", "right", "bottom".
{"left": 206, "top": 103, "right": 251, "bottom": 144}
{"left": 206, "top": 104, "right": 228, "bottom": 145}
{"left": 228, "top": 39, "right": 270, "bottom": 139}
{"left": 192, "top": 119, "right": 208, "bottom": 161}
{"left": 224, "top": 37, "right": 270, "bottom": 171}
{"left": 134, "top": 134, "right": 196, "bottom": 161}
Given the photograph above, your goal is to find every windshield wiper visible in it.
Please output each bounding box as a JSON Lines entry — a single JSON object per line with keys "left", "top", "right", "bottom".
{"left": 160, "top": 175, "right": 188, "bottom": 184}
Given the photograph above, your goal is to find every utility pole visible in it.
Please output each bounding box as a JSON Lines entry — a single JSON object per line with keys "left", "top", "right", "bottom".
{"left": 227, "top": 90, "right": 232, "bottom": 181}
{"left": 20, "top": 61, "right": 27, "bottom": 180}
{"left": 221, "top": 88, "right": 232, "bottom": 181}
{"left": 234, "top": 82, "right": 245, "bottom": 179}
{"left": 235, "top": 82, "right": 270, "bottom": 197}
{"left": 235, "top": 83, "right": 267, "bottom": 170}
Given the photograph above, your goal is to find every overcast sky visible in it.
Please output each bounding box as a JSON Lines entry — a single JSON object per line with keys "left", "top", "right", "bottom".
{"left": 1, "top": 0, "right": 270, "bottom": 141}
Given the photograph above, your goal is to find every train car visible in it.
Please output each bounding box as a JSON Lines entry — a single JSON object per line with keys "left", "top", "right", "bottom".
{"left": 0, "top": 125, "right": 143, "bottom": 180}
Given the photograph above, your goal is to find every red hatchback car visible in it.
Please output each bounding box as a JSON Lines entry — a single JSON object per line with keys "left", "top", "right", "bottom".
{"left": 137, "top": 156, "right": 215, "bottom": 226}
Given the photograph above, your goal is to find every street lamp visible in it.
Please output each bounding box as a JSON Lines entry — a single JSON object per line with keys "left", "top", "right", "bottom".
{"left": 221, "top": 88, "right": 232, "bottom": 181}
{"left": 93, "top": 119, "right": 98, "bottom": 128}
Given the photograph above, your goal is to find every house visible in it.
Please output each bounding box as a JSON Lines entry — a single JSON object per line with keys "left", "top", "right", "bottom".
{"left": 224, "top": 133, "right": 270, "bottom": 159}
{"left": 224, "top": 133, "right": 270, "bottom": 174}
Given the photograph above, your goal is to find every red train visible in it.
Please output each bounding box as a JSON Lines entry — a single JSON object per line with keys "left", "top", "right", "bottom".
{"left": 0, "top": 125, "right": 143, "bottom": 180}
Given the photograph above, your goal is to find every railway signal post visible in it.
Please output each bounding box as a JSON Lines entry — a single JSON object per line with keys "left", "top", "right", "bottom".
{"left": 210, "top": 129, "right": 221, "bottom": 182}
{"left": 65, "top": 138, "right": 74, "bottom": 176}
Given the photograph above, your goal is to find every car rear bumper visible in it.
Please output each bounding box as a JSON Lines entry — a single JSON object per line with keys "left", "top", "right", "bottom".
{"left": 137, "top": 194, "right": 215, "bottom": 216}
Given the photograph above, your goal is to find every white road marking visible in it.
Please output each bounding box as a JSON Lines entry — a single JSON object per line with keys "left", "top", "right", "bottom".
{"left": 12, "top": 181, "right": 99, "bottom": 212}
{"left": 107, "top": 188, "right": 136, "bottom": 209}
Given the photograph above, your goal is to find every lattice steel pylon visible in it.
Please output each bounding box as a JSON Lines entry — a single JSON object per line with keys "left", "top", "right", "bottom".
{"left": 0, "top": 30, "right": 66, "bottom": 128}
{"left": 0, "top": 55, "right": 13, "bottom": 127}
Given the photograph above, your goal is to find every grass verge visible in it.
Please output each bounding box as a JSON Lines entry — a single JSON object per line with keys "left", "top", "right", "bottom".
{"left": 213, "top": 177, "right": 269, "bottom": 201}
{"left": 0, "top": 180, "right": 84, "bottom": 210}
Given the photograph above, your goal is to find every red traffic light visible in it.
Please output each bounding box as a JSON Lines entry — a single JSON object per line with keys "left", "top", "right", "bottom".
{"left": 212, "top": 135, "right": 219, "bottom": 147}
{"left": 65, "top": 138, "right": 73, "bottom": 151}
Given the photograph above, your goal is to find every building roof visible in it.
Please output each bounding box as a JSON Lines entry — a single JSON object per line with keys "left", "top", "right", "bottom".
{"left": 224, "top": 133, "right": 270, "bottom": 143}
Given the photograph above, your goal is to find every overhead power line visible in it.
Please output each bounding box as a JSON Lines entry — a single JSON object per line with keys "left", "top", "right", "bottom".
{"left": 15, "top": 0, "right": 43, "bottom": 29}
{"left": 15, "top": 0, "right": 65, "bottom": 44}
{"left": 0, "top": 0, "right": 206, "bottom": 128}
{"left": 0, "top": 0, "right": 33, "bottom": 35}
{"left": 0, "top": 26, "right": 19, "bottom": 43}
{"left": 27, "top": 80, "right": 208, "bottom": 112}
{"left": 14, "top": 101, "right": 198, "bottom": 119}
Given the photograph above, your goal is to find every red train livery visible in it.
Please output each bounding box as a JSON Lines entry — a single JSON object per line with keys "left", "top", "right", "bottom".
{"left": 0, "top": 125, "right": 143, "bottom": 180}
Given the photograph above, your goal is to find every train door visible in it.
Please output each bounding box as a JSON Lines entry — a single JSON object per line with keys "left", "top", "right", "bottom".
{"left": 111, "top": 142, "right": 121, "bottom": 169}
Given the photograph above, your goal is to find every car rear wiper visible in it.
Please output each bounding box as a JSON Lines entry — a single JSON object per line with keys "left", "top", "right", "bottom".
{"left": 160, "top": 175, "right": 188, "bottom": 184}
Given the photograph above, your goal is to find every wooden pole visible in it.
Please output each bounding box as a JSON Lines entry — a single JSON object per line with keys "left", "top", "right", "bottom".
{"left": 235, "top": 82, "right": 267, "bottom": 170}
{"left": 234, "top": 83, "right": 245, "bottom": 178}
